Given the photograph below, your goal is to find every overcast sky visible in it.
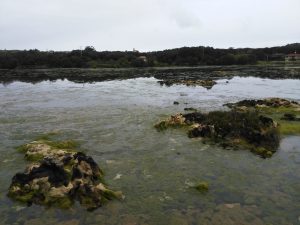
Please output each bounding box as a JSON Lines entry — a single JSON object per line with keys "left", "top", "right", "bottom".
{"left": 0, "top": 0, "right": 299, "bottom": 51}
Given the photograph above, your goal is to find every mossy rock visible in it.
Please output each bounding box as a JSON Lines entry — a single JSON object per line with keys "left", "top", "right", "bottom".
{"left": 225, "top": 98, "right": 300, "bottom": 136}
{"left": 158, "top": 79, "right": 217, "bottom": 89}
{"left": 8, "top": 137, "right": 123, "bottom": 210}
{"left": 155, "top": 98, "right": 300, "bottom": 158}
{"left": 155, "top": 108, "right": 281, "bottom": 158}
{"left": 155, "top": 114, "right": 187, "bottom": 131}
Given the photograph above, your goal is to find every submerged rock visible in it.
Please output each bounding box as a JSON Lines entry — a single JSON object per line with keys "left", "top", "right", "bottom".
{"left": 8, "top": 139, "right": 123, "bottom": 210}
{"left": 155, "top": 110, "right": 280, "bottom": 158}
{"left": 158, "top": 79, "right": 217, "bottom": 89}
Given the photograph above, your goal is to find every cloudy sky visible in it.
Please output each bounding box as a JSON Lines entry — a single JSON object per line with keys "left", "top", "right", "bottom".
{"left": 0, "top": 0, "right": 299, "bottom": 51}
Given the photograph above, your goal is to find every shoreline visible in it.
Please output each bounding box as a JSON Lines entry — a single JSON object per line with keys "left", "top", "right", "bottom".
{"left": 1, "top": 65, "right": 300, "bottom": 84}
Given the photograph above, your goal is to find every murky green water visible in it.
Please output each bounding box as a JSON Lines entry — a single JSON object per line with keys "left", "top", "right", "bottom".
{"left": 0, "top": 76, "right": 300, "bottom": 225}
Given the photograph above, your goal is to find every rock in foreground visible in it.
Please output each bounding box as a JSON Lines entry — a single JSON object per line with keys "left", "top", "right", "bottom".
{"left": 8, "top": 139, "right": 123, "bottom": 210}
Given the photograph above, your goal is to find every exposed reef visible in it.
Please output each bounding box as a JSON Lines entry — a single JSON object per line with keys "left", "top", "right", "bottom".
{"left": 155, "top": 110, "right": 279, "bottom": 158}
{"left": 225, "top": 98, "right": 300, "bottom": 135}
{"left": 224, "top": 98, "right": 299, "bottom": 109}
{"left": 8, "top": 138, "right": 123, "bottom": 210}
{"left": 158, "top": 79, "right": 217, "bottom": 89}
{"left": 155, "top": 98, "right": 300, "bottom": 158}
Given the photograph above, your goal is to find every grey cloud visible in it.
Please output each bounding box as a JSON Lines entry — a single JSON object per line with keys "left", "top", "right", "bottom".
{"left": 0, "top": 0, "right": 299, "bottom": 51}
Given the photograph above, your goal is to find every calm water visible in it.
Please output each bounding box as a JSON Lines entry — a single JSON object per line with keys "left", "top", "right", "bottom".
{"left": 0, "top": 76, "right": 300, "bottom": 225}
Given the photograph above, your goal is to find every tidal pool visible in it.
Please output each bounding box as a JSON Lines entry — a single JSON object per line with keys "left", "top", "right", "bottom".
{"left": 0, "top": 76, "right": 300, "bottom": 225}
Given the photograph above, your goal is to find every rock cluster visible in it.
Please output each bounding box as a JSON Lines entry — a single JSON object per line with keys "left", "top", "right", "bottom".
{"left": 8, "top": 139, "right": 123, "bottom": 210}
{"left": 225, "top": 98, "right": 299, "bottom": 109}
{"left": 158, "top": 79, "right": 217, "bottom": 89}
{"left": 155, "top": 109, "right": 279, "bottom": 158}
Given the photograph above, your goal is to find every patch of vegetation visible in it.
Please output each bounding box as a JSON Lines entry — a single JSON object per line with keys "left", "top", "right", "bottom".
{"left": 46, "top": 139, "right": 78, "bottom": 149}
{"left": 1, "top": 43, "right": 299, "bottom": 69}
{"left": 156, "top": 108, "right": 280, "bottom": 158}
{"left": 226, "top": 98, "right": 300, "bottom": 136}
{"left": 194, "top": 182, "right": 209, "bottom": 193}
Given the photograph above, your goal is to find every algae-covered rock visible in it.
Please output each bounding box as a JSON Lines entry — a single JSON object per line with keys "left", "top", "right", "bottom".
{"left": 8, "top": 138, "right": 123, "bottom": 210}
{"left": 225, "top": 98, "right": 300, "bottom": 135}
{"left": 155, "top": 97, "right": 299, "bottom": 157}
{"left": 158, "top": 79, "right": 217, "bottom": 89}
{"left": 225, "top": 98, "right": 299, "bottom": 109}
{"left": 155, "top": 109, "right": 280, "bottom": 158}
{"left": 154, "top": 114, "right": 186, "bottom": 130}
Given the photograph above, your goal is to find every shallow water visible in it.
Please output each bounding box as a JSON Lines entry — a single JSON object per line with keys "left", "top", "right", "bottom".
{"left": 0, "top": 76, "right": 300, "bottom": 225}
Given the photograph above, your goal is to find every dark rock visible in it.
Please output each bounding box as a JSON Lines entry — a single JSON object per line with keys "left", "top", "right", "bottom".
{"left": 188, "top": 125, "right": 214, "bottom": 138}
{"left": 183, "top": 112, "right": 206, "bottom": 124}
{"left": 259, "top": 115, "right": 274, "bottom": 126}
{"left": 156, "top": 109, "right": 280, "bottom": 158}
{"left": 225, "top": 98, "right": 299, "bottom": 109}
{"left": 281, "top": 113, "right": 300, "bottom": 121}
{"left": 184, "top": 108, "right": 197, "bottom": 111}
{"left": 173, "top": 101, "right": 179, "bottom": 105}
{"left": 158, "top": 79, "right": 217, "bottom": 89}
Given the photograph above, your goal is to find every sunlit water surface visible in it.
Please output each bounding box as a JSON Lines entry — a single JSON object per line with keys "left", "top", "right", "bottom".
{"left": 0, "top": 76, "right": 300, "bottom": 225}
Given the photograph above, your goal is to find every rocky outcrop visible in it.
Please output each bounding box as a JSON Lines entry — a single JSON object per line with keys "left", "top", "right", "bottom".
{"left": 155, "top": 110, "right": 279, "bottom": 158}
{"left": 158, "top": 79, "right": 217, "bottom": 89}
{"left": 225, "top": 98, "right": 299, "bottom": 109}
{"left": 8, "top": 139, "right": 123, "bottom": 210}
{"left": 224, "top": 98, "right": 300, "bottom": 136}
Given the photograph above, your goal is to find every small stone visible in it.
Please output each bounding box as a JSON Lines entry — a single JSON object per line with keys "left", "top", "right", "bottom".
{"left": 224, "top": 203, "right": 240, "bottom": 209}
{"left": 113, "top": 173, "right": 122, "bottom": 180}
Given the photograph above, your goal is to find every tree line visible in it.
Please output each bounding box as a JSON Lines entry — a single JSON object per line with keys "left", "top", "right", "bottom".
{"left": 0, "top": 43, "right": 299, "bottom": 69}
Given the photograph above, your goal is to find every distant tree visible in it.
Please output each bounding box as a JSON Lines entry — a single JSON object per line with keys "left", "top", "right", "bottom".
{"left": 236, "top": 54, "right": 249, "bottom": 65}
{"left": 220, "top": 54, "right": 236, "bottom": 65}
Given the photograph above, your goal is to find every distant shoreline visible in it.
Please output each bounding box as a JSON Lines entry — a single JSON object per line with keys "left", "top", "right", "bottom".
{"left": 1, "top": 65, "right": 300, "bottom": 84}
{"left": 0, "top": 43, "right": 299, "bottom": 69}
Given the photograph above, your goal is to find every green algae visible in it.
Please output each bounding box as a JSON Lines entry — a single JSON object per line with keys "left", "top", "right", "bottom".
{"left": 195, "top": 182, "right": 209, "bottom": 193}
{"left": 226, "top": 98, "right": 300, "bottom": 136}
{"left": 49, "top": 197, "right": 73, "bottom": 209}
{"left": 47, "top": 140, "right": 78, "bottom": 150}
{"left": 25, "top": 153, "right": 45, "bottom": 162}
{"left": 257, "top": 107, "right": 300, "bottom": 135}
{"left": 8, "top": 189, "right": 35, "bottom": 204}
